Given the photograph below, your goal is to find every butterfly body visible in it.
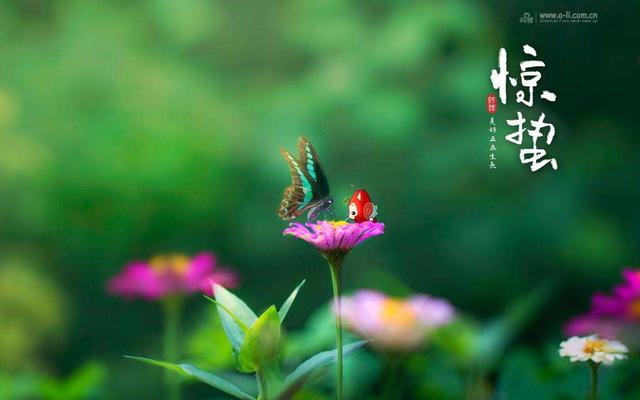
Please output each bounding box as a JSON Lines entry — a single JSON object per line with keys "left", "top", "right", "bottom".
{"left": 278, "top": 137, "right": 334, "bottom": 221}
{"left": 347, "top": 189, "right": 378, "bottom": 223}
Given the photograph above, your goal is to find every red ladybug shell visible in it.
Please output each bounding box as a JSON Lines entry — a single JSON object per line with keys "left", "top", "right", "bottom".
{"left": 348, "top": 189, "right": 377, "bottom": 223}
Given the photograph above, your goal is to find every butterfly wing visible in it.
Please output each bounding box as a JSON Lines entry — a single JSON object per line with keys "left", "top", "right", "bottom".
{"left": 278, "top": 137, "right": 332, "bottom": 221}
{"left": 296, "top": 137, "right": 330, "bottom": 199}
{"left": 278, "top": 148, "right": 315, "bottom": 220}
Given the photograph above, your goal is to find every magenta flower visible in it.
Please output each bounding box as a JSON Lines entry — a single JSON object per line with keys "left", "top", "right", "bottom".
{"left": 587, "top": 269, "right": 640, "bottom": 321}
{"left": 283, "top": 220, "right": 384, "bottom": 400}
{"left": 340, "top": 290, "right": 455, "bottom": 352}
{"left": 283, "top": 220, "right": 384, "bottom": 256}
{"left": 565, "top": 314, "right": 622, "bottom": 339}
{"left": 564, "top": 268, "right": 640, "bottom": 344}
{"left": 108, "top": 252, "right": 238, "bottom": 300}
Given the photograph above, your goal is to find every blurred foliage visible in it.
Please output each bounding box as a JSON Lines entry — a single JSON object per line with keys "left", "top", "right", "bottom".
{"left": 0, "top": 362, "right": 106, "bottom": 400}
{"left": 285, "top": 282, "right": 550, "bottom": 399}
{"left": 185, "top": 307, "right": 234, "bottom": 372}
{"left": 0, "top": 257, "right": 67, "bottom": 371}
{"left": 0, "top": 0, "right": 638, "bottom": 398}
{"left": 494, "top": 347, "right": 640, "bottom": 400}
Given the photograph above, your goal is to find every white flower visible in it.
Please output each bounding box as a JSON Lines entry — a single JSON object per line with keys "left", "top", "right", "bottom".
{"left": 559, "top": 335, "right": 628, "bottom": 365}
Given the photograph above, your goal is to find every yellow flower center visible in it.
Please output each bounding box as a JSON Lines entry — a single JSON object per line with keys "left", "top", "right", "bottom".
{"left": 149, "top": 254, "right": 190, "bottom": 276}
{"left": 628, "top": 299, "right": 640, "bottom": 318}
{"left": 380, "top": 298, "right": 417, "bottom": 327}
{"left": 328, "top": 220, "right": 349, "bottom": 228}
{"left": 583, "top": 338, "right": 606, "bottom": 355}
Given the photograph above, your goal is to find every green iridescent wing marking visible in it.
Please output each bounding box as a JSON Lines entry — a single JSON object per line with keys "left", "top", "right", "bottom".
{"left": 278, "top": 137, "right": 331, "bottom": 221}
{"left": 296, "top": 137, "right": 330, "bottom": 198}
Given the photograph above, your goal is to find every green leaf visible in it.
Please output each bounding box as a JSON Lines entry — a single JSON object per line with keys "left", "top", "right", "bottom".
{"left": 277, "top": 341, "right": 368, "bottom": 400}
{"left": 40, "top": 362, "right": 106, "bottom": 400}
{"left": 205, "top": 296, "right": 249, "bottom": 333}
{"left": 216, "top": 307, "right": 245, "bottom": 353}
{"left": 473, "top": 281, "right": 554, "bottom": 370}
{"left": 214, "top": 284, "right": 258, "bottom": 327}
{"left": 278, "top": 280, "right": 305, "bottom": 322}
{"left": 237, "top": 306, "right": 281, "bottom": 373}
{"left": 213, "top": 284, "right": 258, "bottom": 352}
{"left": 125, "top": 356, "right": 256, "bottom": 400}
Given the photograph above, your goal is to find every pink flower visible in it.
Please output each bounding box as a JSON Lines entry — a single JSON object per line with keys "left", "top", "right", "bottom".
{"left": 108, "top": 252, "right": 238, "bottom": 300}
{"left": 284, "top": 220, "right": 385, "bottom": 398}
{"left": 564, "top": 268, "right": 640, "bottom": 341}
{"left": 283, "top": 220, "right": 384, "bottom": 254}
{"left": 564, "top": 314, "right": 622, "bottom": 339}
{"left": 589, "top": 269, "right": 640, "bottom": 321}
{"left": 621, "top": 269, "right": 640, "bottom": 288}
{"left": 339, "top": 290, "right": 455, "bottom": 352}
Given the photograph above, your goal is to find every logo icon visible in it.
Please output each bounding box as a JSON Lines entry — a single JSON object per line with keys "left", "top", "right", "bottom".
{"left": 519, "top": 12, "right": 534, "bottom": 24}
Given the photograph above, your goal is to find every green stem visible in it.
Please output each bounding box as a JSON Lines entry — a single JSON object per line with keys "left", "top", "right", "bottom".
{"left": 329, "top": 259, "right": 344, "bottom": 400}
{"left": 255, "top": 364, "right": 283, "bottom": 400}
{"left": 589, "top": 362, "right": 599, "bottom": 400}
{"left": 464, "top": 368, "right": 487, "bottom": 400}
{"left": 382, "top": 357, "right": 403, "bottom": 400}
{"left": 256, "top": 368, "right": 268, "bottom": 400}
{"left": 163, "top": 297, "right": 182, "bottom": 400}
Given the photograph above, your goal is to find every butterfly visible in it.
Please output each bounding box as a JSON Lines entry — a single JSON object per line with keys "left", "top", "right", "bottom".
{"left": 278, "top": 137, "right": 335, "bottom": 221}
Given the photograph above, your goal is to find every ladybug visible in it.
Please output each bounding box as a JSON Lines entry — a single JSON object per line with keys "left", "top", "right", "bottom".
{"left": 347, "top": 189, "right": 378, "bottom": 223}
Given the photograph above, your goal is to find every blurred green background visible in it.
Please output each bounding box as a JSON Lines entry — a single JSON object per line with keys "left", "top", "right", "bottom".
{"left": 1, "top": 0, "right": 638, "bottom": 399}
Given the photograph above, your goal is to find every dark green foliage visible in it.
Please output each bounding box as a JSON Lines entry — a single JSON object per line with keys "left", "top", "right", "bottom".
{"left": 1, "top": 0, "right": 638, "bottom": 399}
